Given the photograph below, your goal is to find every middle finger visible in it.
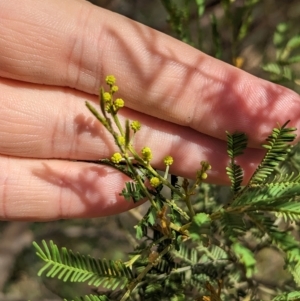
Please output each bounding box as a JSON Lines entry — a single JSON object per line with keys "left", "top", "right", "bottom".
{"left": 0, "top": 77, "right": 263, "bottom": 183}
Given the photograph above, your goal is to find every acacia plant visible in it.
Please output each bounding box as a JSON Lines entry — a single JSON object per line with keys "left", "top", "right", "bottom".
{"left": 32, "top": 1, "right": 300, "bottom": 300}
{"left": 33, "top": 74, "right": 300, "bottom": 301}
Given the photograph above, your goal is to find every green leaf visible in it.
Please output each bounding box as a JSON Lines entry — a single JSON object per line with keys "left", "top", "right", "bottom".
{"left": 286, "top": 35, "right": 300, "bottom": 50}
{"left": 210, "top": 14, "right": 222, "bottom": 59}
{"left": 232, "top": 172, "right": 300, "bottom": 211}
{"left": 219, "top": 212, "right": 246, "bottom": 235}
{"left": 273, "top": 22, "right": 289, "bottom": 46}
{"left": 120, "top": 182, "right": 146, "bottom": 202}
{"left": 226, "top": 165, "right": 244, "bottom": 194}
{"left": 226, "top": 132, "right": 248, "bottom": 159}
{"left": 135, "top": 221, "right": 146, "bottom": 240}
{"left": 193, "top": 212, "right": 211, "bottom": 226}
{"left": 262, "top": 63, "right": 282, "bottom": 75}
{"left": 249, "top": 121, "right": 296, "bottom": 185}
{"left": 65, "top": 295, "right": 110, "bottom": 301}
{"left": 33, "top": 240, "right": 133, "bottom": 289}
{"left": 231, "top": 242, "right": 256, "bottom": 278}
{"left": 226, "top": 132, "right": 247, "bottom": 193}
{"left": 287, "top": 55, "right": 300, "bottom": 64}
{"left": 195, "top": 0, "right": 205, "bottom": 17}
{"left": 263, "top": 63, "right": 294, "bottom": 81}
{"left": 189, "top": 213, "right": 211, "bottom": 241}
{"left": 272, "top": 291, "right": 300, "bottom": 301}
{"left": 147, "top": 206, "right": 157, "bottom": 226}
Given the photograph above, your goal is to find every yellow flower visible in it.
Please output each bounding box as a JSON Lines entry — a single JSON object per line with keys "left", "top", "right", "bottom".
{"left": 130, "top": 120, "right": 141, "bottom": 132}
{"left": 111, "top": 85, "right": 119, "bottom": 93}
{"left": 196, "top": 161, "right": 211, "bottom": 181}
{"left": 164, "top": 156, "right": 174, "bottom": 166}
{"left": 106, "top": 75, "right": 116, "bottom": 86}
{"left": 118, "top": 136, "right": 125, "bottom": 145}
{"left": 201, "top": 172, "right": 208, "bottom": 180}
{"left": 111, "top": 152, "right": 123, "bottom": 163}
{"left": 141, "top": 147, "right": 152, "bottom": 162}
{"left": 150, "top": 177, "right": 161, "bottom": 188}
{"left": 114, "top": 98, "right": 125, "bottom": 109}
{"left": 201, "top": 161, "right": 211, "bottom": 170}
{"left": 103, "top": 92, "right": 111, "bottom": 102}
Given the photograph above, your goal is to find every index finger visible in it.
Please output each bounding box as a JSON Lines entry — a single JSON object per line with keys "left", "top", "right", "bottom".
{"left": 0, "top": 0, "right": 300, "bottom": 146}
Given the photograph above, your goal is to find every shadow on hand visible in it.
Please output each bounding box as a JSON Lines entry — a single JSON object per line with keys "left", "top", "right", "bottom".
{"left": 32, "top": 161, "right": 137, "bottom": 219}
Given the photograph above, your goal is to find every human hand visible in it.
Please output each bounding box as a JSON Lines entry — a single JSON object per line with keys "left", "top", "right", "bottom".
{"left": 0, "top": 0, "right": 300, "bottom": 221}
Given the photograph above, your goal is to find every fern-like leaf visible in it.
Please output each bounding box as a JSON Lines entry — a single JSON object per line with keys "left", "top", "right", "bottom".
{"left": 33, "top": 240, "right": 134, "bottom": 290}
{"left": 120, "top": 181, "right": 147, "bottom": 202}
{"left": 65, "top": 295, "right": 110, "bottom": 301}
{"left": 231, "top": 242, "right": 256, "bottom": 278}
{"left": 197, "top": 243, "right": 229, "bottom": 263}
{"left": 232, "top": 173, "right": 300, "bottom": 218}
{"left": 272, "top": 291, "right": 300, "bottom": 301}
{"left": 226, "top": 132, "right": 248, "bottom": 194}
{"left": 226, "top": 132, "right": 248, "bottom": 158}
{"left": 219, "top": 211, "right": 247, "bottom": 235}
{"left": 249, "top": 121, "right": 296, "bottom": 185}
{"left": 262, "top": 63, "right": 294, "bottom": 81}
{"left": 173, "top": 244, "right": 202, "bottom": 265}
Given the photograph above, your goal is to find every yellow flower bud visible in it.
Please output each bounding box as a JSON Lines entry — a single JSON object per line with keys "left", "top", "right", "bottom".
{"left": 164, "top": 156, "right": 174, "bottom": 166}
{"left": 111, "top": 85, "right": 119, "bottom": 93}
{"left": 150, "top": 177, "right": 161, "bottom": 188}
{"left": 200, "top": 161, "right": 211, "bottom": 170}
{"left": 201, "top": 172, "right": 208, "bottom": 180}
{"left": 103, "top": 92, "right": 111, "bottom": 102}
{"left": 106, "top": 75, "right": 116, "bottom": 86}
{"left": 114, "top": 98, "right": 124, "bottom": 109}
{"left": 111, "top": 152, "right": 123, "bottom": 163}
{"left": 117, "top": 136, "right": 125, "bottom": 145}
{"left": 130, "top": 120, "right": 141, "bottom": 132}
{"left": 141, "top": 147, "right": 152, "bottom": 162}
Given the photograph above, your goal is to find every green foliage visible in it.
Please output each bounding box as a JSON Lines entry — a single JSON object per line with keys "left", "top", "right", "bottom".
{"left": 272, "top": 291, "right": 300, "bottom": 301}
{"left": 226, "top": 132, "right": 247, "bottom": 194}
{"left": 262, "top": 22, "right": 300, "bottom": 90}
{"left": 160, "top": 0, "right": 191, "bottom": 44}
{"left": 161, "top": 0, "right": 261, "bottom": 63}
{"left": 250, "top": 121, "right": 296, "bottom": 184}
{"left": 33, "top": 240, "right": 133, "bottom": 289}
{"left": 30, "top": 2, "right": 300, "bottom": 301}
{"left": 210, "top": 13, "right": 222, "bottom": 59}
{"left": 120, "top": 182, "right": 147, "bottom": 203}
{"left": 66, "top": 296, "right": 110, "bottom": 301}
{"left": 34, "top": 79, "right": 300, "bottom": 300}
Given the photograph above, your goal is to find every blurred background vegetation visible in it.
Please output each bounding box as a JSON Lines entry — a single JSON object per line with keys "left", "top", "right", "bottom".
{"left": 0, "top": 1, "right": 299, "bottom": 300}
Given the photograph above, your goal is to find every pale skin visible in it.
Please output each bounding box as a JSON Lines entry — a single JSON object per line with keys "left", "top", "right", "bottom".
{"left": 0, "top": 0, "right": 300, "bottom": 221}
